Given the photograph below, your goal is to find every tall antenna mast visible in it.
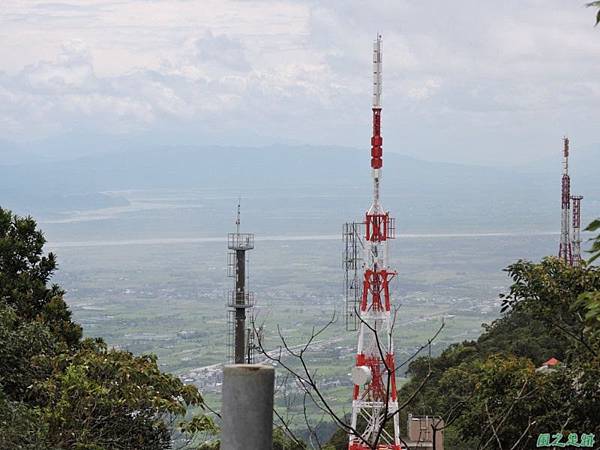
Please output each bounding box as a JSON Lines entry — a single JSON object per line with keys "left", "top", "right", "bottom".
{"left": 236, "top": 198, "right": 241, "bottom": 234}
{"left": 227, "top": 201, "right": 255, "bottom": 364}
{"left": 345, "top": 35, "right": 401, "bottom": 450}
{"left": 571, "top": 195, "right": 583, "bottom": 266}
{"left": 558, "top": 137, "right": 573, "bottom": 265}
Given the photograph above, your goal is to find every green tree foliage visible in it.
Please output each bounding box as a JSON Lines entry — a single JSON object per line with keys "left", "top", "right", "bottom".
{"left": 576, "top": 220, "right": 600, "bottom": 344}
{"left": 272, "top": 428, "right": 309, "bottom": 450}
{"left": 0, "top": 389, "right": 48, "bottom": 450}
{"left": 395, "top": 258, "right": 600, "bottom": 450}
{"left": 193, "top": 427, "right": 307, "bottom": 450}
{"left": 499, "top": 258, "right": 600, "bottom": 358}
{"left": 0, "top": 302, "right": 60, "bottom": 402}
{"left": 0, "top": 208, "right": 210, "bottom": 449}
{"left": 585, "top": 219, "right": 600, "bottom": 264}
{"left": 0, "top": 209, "right": 81, "bottom": 346}
{"left": 587, "top": 1, "right": 600, "bottom": 26}
{"left": 39, "top": 340, "right": 204, "bottom": 449}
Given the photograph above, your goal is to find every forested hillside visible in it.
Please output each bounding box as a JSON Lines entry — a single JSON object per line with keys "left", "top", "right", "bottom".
{"left": 327, "top": 252, "right": 600, "bottom": 449}
{"left": 0, "top": 208, "right": 215, "bottom": 449}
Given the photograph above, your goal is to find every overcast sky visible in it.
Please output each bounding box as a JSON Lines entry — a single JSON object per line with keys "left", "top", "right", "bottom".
{"left": 1, "top": 0, "right": 598, "bottom": 165}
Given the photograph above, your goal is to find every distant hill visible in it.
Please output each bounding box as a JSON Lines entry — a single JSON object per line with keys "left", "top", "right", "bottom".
{"left": 0, "top": 141, "right": 598, "bottom": 232}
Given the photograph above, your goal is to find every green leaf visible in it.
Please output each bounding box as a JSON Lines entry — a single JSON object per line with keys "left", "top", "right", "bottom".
{"left": 586, "top": 219, "right": 600, "bottom": 232}
{"left": 585, "top": 3, "right": 600, "bottom": 26}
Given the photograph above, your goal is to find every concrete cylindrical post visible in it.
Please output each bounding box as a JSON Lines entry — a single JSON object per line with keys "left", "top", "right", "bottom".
{"left": 221, "top": 364, "right": 274, "bottom": 450}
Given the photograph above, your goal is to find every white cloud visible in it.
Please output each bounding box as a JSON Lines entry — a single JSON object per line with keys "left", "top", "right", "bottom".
{"left": 23, "top": 40, "right": 96, "bottom": 93}
{"left": 0, "top": 0, "right": 599, "bottom": 164}
{"left": 189, "top": 32, "right": 252, "bottom": 72}
{"left": 406, "top": 79, "right": 442, "bottom": 100}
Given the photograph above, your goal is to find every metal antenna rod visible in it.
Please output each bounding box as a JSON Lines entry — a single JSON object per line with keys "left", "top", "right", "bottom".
{"left": 236, "top": 198, "right": 241, "bottom": 234}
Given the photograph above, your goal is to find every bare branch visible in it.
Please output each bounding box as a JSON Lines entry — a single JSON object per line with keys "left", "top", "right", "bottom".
{"left": 395, "top": 320, "right": 445, "bottom": 372}
{"left": 485, "top": 401, "right": 503, "bottom": 450}
{"left": 509, "top": 418, "right": 535, "bottom": 450}
{"left": 273, "top": 407, "right": 305, "bottom": 448}
{"left": 251, "top": 307, "right": 445, "bottom": 449}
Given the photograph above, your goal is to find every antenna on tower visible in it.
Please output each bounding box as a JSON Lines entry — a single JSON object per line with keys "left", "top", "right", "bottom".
{"left": 571, "top": 195, "right": 583, "bottom": 266}
{"left": 236, "top": 197, "right": 241, "bottom": 234}
{"left": 344, "top": 34, "right": 402, "bottom": 449}
{"left": 558, "top": 137, "right": 573, "bottom": 265}
{"left": 226, "top": 200, "right": 256, "bottom": 364}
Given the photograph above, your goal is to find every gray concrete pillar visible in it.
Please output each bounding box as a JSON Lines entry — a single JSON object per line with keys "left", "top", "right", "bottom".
{"left": 221, "top": 364, "right": 274, "bottom": 450}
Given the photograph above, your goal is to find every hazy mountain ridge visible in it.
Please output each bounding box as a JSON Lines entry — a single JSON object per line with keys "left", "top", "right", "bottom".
{"left": 1, "top": 143, "right": 598, "bottom": 232}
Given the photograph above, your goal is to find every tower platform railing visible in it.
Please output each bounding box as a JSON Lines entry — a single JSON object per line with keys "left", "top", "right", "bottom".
{"left": 228, "top": 232, "right": 254, "bottom": 250}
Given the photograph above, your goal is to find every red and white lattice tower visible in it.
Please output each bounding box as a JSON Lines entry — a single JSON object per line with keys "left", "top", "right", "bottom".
{"left": 558, "top": 138, "right": 573, "bottom": 265}
{"left": 347, "top": 35, "right": 402, "bottom": 450}
{"left": 571, "top": 195, "right": 583, "bottom": 266}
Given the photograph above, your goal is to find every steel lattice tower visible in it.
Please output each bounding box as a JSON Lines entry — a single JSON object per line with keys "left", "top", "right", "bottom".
{"left": 571, "top": 195, "right": 583, "bottom": 266}
{"left": 227, "top": 202, "right": 255, "bottom": 364}
{"left": 558, "top": 138, "right": 573, "bottom": 265}
{"left": 345, "top": 35, "right": 401, "bottom": 450}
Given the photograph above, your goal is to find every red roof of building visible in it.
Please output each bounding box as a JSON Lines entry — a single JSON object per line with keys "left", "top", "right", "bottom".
{"left": 544, "top": 357, "right": 560, "bottom": 366}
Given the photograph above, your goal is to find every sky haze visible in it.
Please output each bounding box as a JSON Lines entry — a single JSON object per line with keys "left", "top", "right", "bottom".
{"left": 1, "top": 0, "right": 599, "bottom": 165}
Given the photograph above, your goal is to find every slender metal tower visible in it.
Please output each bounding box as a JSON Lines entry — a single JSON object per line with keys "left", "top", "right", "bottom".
{"left": 345, "top": 35, "right": 401, "bottom": 450}
{"left": 558, "top": 138, "right": 573, "bottom": 266}
{"left": 227, "top": 202, "right": 255, "bottom": 364}
{"left": 571, "top": 195, "right": 583, "bottom": 266}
